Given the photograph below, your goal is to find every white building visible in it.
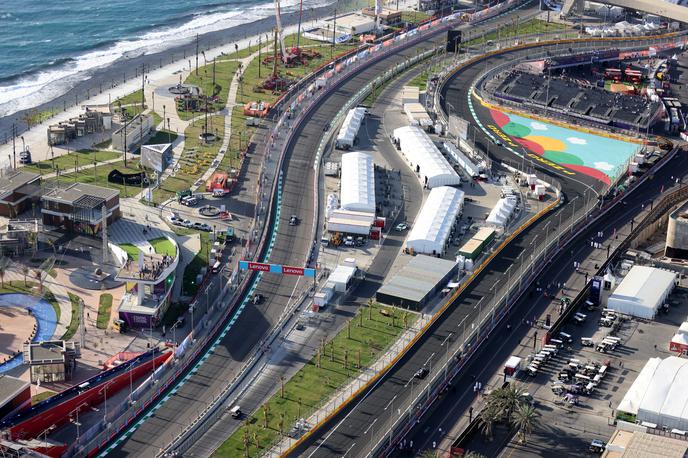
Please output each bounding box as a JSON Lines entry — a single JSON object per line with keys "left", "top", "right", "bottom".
{"left": 335, "top": 107, "right": 366, "bottom": 150}
{"left": 618, "top": 356, "right": 688, "bottom": 431}
{"left": 327, "top": 208, "right": 375, "bottom": 235}
{"left": 406, "top": 186, "right": 464, "bottom": 255}
{"left": 607, "top": 266, "right": 676, "bottom": 319}
{"left": 486, "top": 197, "right": 517, "bottom": 228}
{"left": 393, "top": 126, "right": 461, "bottom": 189}
{"left": 340, "top": 152, "right": 375, "bottom": 214}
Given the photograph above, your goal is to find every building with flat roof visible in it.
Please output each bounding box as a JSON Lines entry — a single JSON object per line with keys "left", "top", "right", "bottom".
{"left": 41, "top": 183, "right": 120, "bottom": 235}
{"left": 376, "top": 255, "right": 457, "bottom": 309}
{"left": 0, "top": 219, "right": 40, "bottom": 257}
{"left": 606, "top": 266, "right": 676, "bottom": 319}
{"left": 340, "top": 152, "right": 375, "bottom": 213}
{"left": 603, "top": 429, "right": 688, "bottom": 458}
{"left": 0, "top": 375, "right": 30, "bottom": 421}
{"left": 361, "top": 7, "right": 402, "bottom": 26}
{"left": 0, "top": 171, "right": 41, "bottom": 218}
{"left": 47, "top": 108, "right": 112, "bottom": 146}
{"left": 23, "top": 340, "right": 80, "bottom": 383}
{"left": 111, "top": 113, "right": 152, "bottom": 153}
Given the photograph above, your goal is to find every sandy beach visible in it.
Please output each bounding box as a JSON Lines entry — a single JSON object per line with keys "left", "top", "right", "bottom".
{"left": 0, "top": 0, "right": 368, "bottom": 150}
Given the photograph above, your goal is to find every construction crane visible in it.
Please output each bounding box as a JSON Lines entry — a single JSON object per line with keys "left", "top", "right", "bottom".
{"left": 273, "top": 0, "right": 289, "bottom": 63}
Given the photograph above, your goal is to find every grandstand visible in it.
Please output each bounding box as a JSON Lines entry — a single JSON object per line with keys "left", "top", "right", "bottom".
{"left": 493, "top": 71, "right": 663, "bottom": 131}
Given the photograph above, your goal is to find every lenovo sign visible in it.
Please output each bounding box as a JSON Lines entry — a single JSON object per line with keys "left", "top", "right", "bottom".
{"left": 248, "top": 262, "right": 270, "bottom": 272}
{"left": 283, "top": 266, "right": 305, "bottom": 276}
{"left": 239, "top": 260, "right": 316, "bottom": 277}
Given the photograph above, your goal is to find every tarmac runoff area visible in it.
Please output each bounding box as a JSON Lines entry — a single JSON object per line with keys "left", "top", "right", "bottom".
{"left": 482, "top": 104, "right": 642, "bottom": 187}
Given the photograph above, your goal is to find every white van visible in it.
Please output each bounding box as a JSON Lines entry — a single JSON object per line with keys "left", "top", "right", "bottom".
{"left": 229, "top": 405, "right": 242, "bottom": 418}
{"left": 212, "top": 260, "right": 222, "bottom": 273}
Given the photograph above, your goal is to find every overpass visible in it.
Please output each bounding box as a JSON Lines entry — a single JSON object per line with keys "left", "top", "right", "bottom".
{"left": 562, "top": 0, "right": 688, "bottom": 24}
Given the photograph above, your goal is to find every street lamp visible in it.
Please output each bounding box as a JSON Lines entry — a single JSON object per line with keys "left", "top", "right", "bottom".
{"left": 441, "top": 332, "right": 453, "bottom": 381}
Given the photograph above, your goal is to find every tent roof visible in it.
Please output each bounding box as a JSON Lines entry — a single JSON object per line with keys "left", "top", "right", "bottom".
{"left": 336, "top": 107, "right": 366, "bottom": 144}
{"left": 609, "top": 266, "right": 676, "bottom": 314}
{"left": 393, "top": 126, "right": 460, "bottom": 188}
{"left": 407, "top": 186, "right": 464, "bottom": 249}
{"left": 340, "top": 151, "right": 375, "bottom": 213}
{"left": 618, "top": 357, "right": 662, "bottom": 415}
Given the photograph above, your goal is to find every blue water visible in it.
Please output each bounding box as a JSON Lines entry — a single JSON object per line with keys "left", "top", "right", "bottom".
{"left": 0, "top": 293, "right": 58, "bottom": 373}
{"left": 0, "top": 0, "right": 330, "bottom": 117}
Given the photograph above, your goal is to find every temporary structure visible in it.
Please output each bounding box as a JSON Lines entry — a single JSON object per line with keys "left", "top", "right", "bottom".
{"left": 486, "top": 197, "right": 517, "bottom": 227}
{"left": 393, "top": 126, "right": 461, "bottom": 188}
{"left": 443, "top": 142, "right": 480, "bottom": 177}
{"left": 335, "top": 107, "right": 366, "bottom": 149}
{"left": 607, "top": 266, "right": 676, "bottom": 319}
{"left": 340, "top": 152, "right": 375, "bottom": 213}
{"left": 406, "top": 186, "right": 464, "bottom": 255}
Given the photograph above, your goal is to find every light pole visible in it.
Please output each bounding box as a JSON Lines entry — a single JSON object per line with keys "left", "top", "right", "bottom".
{"left": 365, "top": 417, "right": 378, "bottom": 450}
{"left": 441, "top": 332, "right": 453, "bottom": 381}
{"left": 384, "top": 395, "right": 397, "bottom": 447}
{"left": 190, "top": 305, "right": 195, "bottom": 341}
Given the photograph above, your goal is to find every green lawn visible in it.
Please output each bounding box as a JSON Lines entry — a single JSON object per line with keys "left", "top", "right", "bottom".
{"left": 115, "top": 89, "right": 144, "bottom": 106}
{"left": 22, "top": 149, "right": 121, "bottom": 174}
{"left": 464, "top": 18, "right": 567, "bottom": 45}
{"left": 214, "top": 302, "right": 417, "bottom": 457}
{"left": 48, "top": 159, "right": 146, "bottom": 198}
{"left": 180, "top": 60, "right": 240, "bottom": 120}
{"left": 62, "top": 293, "right": 82, "bottom": 341}
{"left": 97, "top": 294, "right": 113, "bottom": 330}
{"left": 22, "top": 108, "right": 59, "bottom": 129}
{"left": 145, "top": 129, "right": 178, "bottom": 146}
{"left": 182, "top": 231, "right": 209, "bottom": 296}
{"left": 118, "top": 243, "right": 140, "bottom": 260}
{"left": 401, "top": 10, "right": 432, "bottom": 25}
{"left": 151, "top": 114, "right": 224, "bottom": 203}
{"left": 32, "top": 390, "right": 57, "bottom": 405}
{"left": 149, "top": 237, "right": 176, "bottom": 257}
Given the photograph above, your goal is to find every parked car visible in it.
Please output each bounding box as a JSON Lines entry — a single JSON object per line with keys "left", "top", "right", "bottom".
{"left": 168, "top": 215, "right": 184, "bottom": 226}
{"left": 589, "top": 439, "right": 606, "bottom": 454}
{"left": 192, "top": 222, "right": 212, "bottom": 232}
{"left": 181, "top": 196, "right": 199, "bottom": 206}
{"left": 395, "top": 222, "right": 409, "bottom": 231}
{"left": 344, "top": 236, "right": 355, "bottom": 247}
{"left": 181, "top": 219, "right": 194, "bottom": 228}
{"left": 19, "top": 151, "right": 32, "bottom": 164}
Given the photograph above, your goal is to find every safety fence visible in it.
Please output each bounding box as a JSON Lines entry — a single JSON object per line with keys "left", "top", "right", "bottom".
{"left": 367, "top": 35, "right": 685, "bottom": 458}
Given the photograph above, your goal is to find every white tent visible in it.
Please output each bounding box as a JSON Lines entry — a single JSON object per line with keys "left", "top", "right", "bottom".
{"left": 617, "top": 356, "right": 688, "bottom": 431}
{"left": 335, "top": 107, "right": 366, "bottom": 150}
{"left": 443, "top": 142, "right": 480, "bottom": 177}
{"left": 618, "top": 357, "right": 661, "bottom": 416}
{"left": 486, "top": 197, "right": 517, "bottom": 227}
{"left": 607, "top": 266, "right": 676, "bottom": 319}
{"left": 393, "top": 126, "right": 461, "bottom": 189}
{"left": 406, "top": 186, "right": 464, "bottom": 255}
{"left": 340, "top": 152, "right": 375, "bottom": 213}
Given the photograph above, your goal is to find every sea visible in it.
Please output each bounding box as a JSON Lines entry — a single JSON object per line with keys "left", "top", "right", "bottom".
{"left": 0, "top": 0, "right": 334, "bottom": 119}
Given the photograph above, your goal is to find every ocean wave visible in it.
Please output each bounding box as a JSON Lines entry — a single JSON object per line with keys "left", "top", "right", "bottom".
{"left": 0, "top": 0, "right": 333, "bottom": 118}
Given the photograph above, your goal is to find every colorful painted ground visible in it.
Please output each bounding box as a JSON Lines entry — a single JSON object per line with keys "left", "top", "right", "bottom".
{"left": 489, "top": 108, "right": 640, "bottom": 185}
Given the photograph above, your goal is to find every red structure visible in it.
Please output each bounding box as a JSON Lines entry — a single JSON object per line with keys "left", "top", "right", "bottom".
{"left": 205, "top": 171, "right": 235, "bottom": 193}
{"left": 0, "top": 349, "right": 171, "bottom": 442}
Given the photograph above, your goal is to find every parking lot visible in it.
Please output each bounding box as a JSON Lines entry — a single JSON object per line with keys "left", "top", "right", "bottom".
{"left": 485, "top": 287, "right": 688, "bottom": 457}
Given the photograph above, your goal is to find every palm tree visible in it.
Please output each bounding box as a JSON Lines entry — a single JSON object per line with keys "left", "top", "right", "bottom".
{"left": 511, "top": 403, "right": 538, "bottom": 445}
{"left": 479, "top": 403, "right": 500, "bottom": 441}
{"left": 21, "top": 265, "right": 29, "bottom": 287}
{"left": 33, "top": 269, "right": 43, "bottom": 293}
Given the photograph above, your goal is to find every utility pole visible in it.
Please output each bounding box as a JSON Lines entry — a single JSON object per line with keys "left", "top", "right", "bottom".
{"left": 212, "top": 57, "right": 216, "bottom": 88}
{"left": 79, "top": 298, "right": 85, "bottom": 348}
{"left": 258, "top": 35, "right": 262, "bottom": 79}
{"left": 140, "top": 64, "right": 145, "bottom": 153}
{"left": 331, "top": 9, "right": 337, "bottom": 59}
{"left": 11, "top": 124, "right": 16, "bottom": 170}
{"left": 195, "top": 33, "right": 199, "bottom": 76}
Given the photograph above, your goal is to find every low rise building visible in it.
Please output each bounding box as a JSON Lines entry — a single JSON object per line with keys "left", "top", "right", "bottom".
{"left": 0, "top": 375, "right": 30, "bottom": 420}
{"left": 361, "top": 7, "right": 402, "bottom": 26}
{"left": 0, "top": 219, "right": 41, "bottom": 257}
{"left": 606, "top": 266, "right": 675, "bottom": 319}
{"left": 23, "top": 340, "right": 80, "bottom": 383}
{"left": 111, "top": 114, "right": 153, "bottom": 153}
{"left": 0, "top": 171, "right": 41, "bottom": 218}
{"left": 141, "top": 143, "right": 173, "bottom": 173}
{"left": 41, "top": 183, "right": 120, "bottom": 235}
{"left": 47, "top": 107, "right": 111, "bottom": 146}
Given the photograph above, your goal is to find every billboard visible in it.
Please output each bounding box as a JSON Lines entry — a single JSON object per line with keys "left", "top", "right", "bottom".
{"left": 589, "top": 276, "right": 603, "bottom": 306}
{"left": 239, "top": 260, "right": 315, "bottom": 277}
{"left": 448, "top": 115, "right": 469, "bottom": 141}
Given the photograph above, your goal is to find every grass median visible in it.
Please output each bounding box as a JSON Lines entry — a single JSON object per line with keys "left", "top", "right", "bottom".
{"left": 62, "top": 292, "right": 82, "bottom": 341}
{"left": 214, "top": 302, "right": 417, "bottom": 457}
{"left": 97, "top": 294, "right": 113, "bottom": 330}
{"left": 23, "top": 149, "right": 121, "bottom": 174}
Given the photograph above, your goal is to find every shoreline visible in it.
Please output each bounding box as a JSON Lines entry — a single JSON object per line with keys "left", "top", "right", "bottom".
{"left": 0, "top": 0, "right": 365, "bottom": 142}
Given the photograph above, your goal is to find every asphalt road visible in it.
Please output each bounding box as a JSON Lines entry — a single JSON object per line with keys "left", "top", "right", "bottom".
{"left": 108, "top": 3, "right": 576, "bottom": 455}
{"left": 397, "top": 41, "right": 688, "bottom": 457}
{"left": 291, "top": 26, "right": 670, "bottom": 458}
{"left": 107, "top": 9, "right": 495, "bottom": 456}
